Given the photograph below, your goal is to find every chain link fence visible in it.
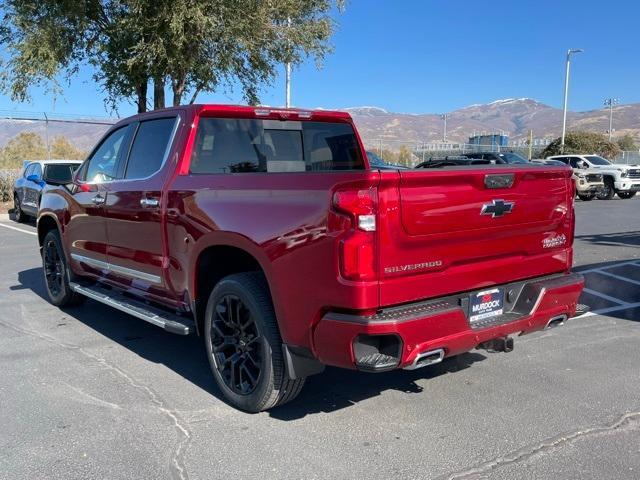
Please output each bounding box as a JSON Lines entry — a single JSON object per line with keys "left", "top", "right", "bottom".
{"left": 366, "top": 139, "right": 640, "bottom": 167}
{"left": 365, "top": 140, "right": 551, "bottom": 167}
{"left": 0, "top": 110, "right": 116, "bottom": 158}
{"left": 614, "top": 151, "right": 640, "bottom": 165}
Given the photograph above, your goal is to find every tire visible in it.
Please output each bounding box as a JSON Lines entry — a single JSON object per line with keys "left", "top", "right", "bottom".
{"left": 41, "top": 230, "right": 85, "bottom": 307}
{"left": 617, "top": 191, "right": 636, "bottom": 199}
{"left": 13, "top": 193, "right": 28, "bottom": 223}
{"left": 577, "top": 193, "right": 595, "bottom": 201}
{"left": 596, "top": 178, "right": 615, "bottom": 200}
{"left": 204, "top": 272, "right": 305, "bottom": 412}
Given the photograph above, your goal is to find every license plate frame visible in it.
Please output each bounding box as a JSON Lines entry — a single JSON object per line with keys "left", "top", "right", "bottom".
{"left": 469, "top": 288, "right": 505, "bottom": 324}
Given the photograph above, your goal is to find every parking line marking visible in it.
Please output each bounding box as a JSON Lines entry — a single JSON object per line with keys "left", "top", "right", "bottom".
{"left": 595, "top": 270, "right": 640, "bottom": 287}
{"left": 582, "top": 287, "right": 628, "bottom": 306}
{"left": 0, "top": 223, "right": 37, "bottom": 236}
{"left": 592, "top": 301, "right": 640, "bottom": 316}
{"left": 578, "top": 260, "right": 640, "bottom": 274}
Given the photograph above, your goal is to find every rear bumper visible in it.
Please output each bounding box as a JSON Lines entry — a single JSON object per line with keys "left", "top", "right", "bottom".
{"left": 312, "top": 273, "right": 584, "bottom": 371}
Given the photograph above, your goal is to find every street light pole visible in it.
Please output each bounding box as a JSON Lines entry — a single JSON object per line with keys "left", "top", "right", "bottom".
{"left": 285, "top": 62, "right": 291, "bottom": 108}
{"left": 561, "top": 48, "right": 583, "bottom": 153}
{"left": 604, "top": 97, "right": 618, "bottom": 141}
{"left": 285, "top": 17, "right": 292, "bottom": 108}
{"left": 441, "top": 114, "right": 448, "bottom": 142}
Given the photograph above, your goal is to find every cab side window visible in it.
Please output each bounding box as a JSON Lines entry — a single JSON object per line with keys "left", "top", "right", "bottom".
{"left": 124, "top": 117, "right": 177, "bottom": 179}
{"left": 84, "top": 126, "right": 130, "bottom": 183}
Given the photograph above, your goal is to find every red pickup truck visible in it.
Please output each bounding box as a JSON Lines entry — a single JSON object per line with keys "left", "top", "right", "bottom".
{"left": 37, "top": 104, "right": 584, "bottom": 412}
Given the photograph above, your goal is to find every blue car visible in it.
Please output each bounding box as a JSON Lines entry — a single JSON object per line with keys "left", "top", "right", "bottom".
{"left": 13, "top": 159, "right": 83, "bottom": 222}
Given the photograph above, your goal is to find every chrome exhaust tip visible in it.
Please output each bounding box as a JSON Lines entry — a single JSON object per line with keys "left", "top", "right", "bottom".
{"left": 404, "top": 348, "right": 445, "bottom": 370}
{"left": 545, "top": 314, "right": 568, "bottom": 330}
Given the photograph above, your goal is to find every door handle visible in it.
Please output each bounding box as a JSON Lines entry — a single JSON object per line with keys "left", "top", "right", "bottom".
{"left": 140, "top": 197, "right": 160, "bottom": 207}
{"left": 91, "top": 194, "right": 105, "bottom": 205}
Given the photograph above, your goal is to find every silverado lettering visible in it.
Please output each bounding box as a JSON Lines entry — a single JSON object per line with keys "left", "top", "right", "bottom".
{"left": 37, "top": 104, "right": 585, "bottom": 412}
{"left": 384, "top": 261, "right": 443, "bottom": 274}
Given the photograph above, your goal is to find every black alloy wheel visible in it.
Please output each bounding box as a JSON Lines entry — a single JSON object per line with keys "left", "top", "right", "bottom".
{"left": 577, "top": 194, "right": 595, "bottom": 201}
{"left": 41, "top": 230, "right": 84, "bottom": 307}
{"left": 13, "top": 194, "right": 26, "bottom": 223}
{"left": 617, "top": 191, "right": 636, "bottom": 199}
{"left": 43, "top": 236, "right": 64, "bottom": 298}
{"left": 210, "top": 294, "right": 263, "bottom": 395}
{"left": 596, "top": 180, "right": 615, "bottom": 200}
{"left": 204, "top": 272, "right": 306, "bottom": 412}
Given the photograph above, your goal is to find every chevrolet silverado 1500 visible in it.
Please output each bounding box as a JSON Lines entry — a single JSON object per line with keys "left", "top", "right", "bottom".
{"left": 37, "top": 105, "right": 584, "bottom": 412}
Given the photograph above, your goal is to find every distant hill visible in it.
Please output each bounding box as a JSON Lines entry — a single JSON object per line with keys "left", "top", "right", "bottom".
{"left": 0, "top": 118, "right": 113, "bottom": 150}
{"left": 0, "top": 99, "right": 639, "bottom": 151}
{"left": 347, "top": 99, "right": 640, "bottom": 147}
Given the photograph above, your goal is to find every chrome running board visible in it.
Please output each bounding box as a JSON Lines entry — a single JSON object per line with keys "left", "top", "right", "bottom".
{"left": 70, "top": 282, "right": 195, "bottom": 335}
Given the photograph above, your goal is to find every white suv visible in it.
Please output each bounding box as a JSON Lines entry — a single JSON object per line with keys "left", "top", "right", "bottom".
{"left": 547, "top": 154, "right": 640, "bottom": 200}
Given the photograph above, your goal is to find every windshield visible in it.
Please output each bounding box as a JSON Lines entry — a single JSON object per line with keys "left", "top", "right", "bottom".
{"left": 499, "top": 152, "right": 528, "bottom": 164}
{"left": 585, "top": 155, "right": 611, "bottom": 166}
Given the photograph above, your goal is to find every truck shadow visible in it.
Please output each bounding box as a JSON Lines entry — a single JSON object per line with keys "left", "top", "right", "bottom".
{"left": 269, "top": 354, "right": 486, "bottom": 420}
{"left": 575, "top": 230, "right": 640, "bottom": 248}
{"left": 15, "top": 266, "right": 488, "bottom": 419}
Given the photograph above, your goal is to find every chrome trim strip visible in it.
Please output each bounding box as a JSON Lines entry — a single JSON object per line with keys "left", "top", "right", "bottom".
{"left": 71, "top": 253, "right": 162, "bottom": 284}
{"left": 71, "top": 253, "right": 109, "bottom": 270}
{"left": 109, "top": 262, "right": 162, "bottom": 284}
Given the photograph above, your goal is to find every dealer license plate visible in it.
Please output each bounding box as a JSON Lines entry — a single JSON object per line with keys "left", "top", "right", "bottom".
{"left": 469, "top": 288, "right": 504, "bottom": 324}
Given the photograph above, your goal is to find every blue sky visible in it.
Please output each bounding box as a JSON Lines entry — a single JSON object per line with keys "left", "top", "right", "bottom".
{"left": 1, "top": 0, "right": 638, "bottom": 117}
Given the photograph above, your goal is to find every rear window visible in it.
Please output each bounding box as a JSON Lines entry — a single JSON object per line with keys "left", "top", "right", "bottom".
{"left": 44, "top": 164, "right": 80, "bottom": 183}
{"left": 189, "top": 118, "right": 364, "bottom": 174}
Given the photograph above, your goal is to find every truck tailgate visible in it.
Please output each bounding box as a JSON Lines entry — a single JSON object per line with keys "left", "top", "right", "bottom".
{"left": 377, "top": 166, "right": 575, "bottom": 306}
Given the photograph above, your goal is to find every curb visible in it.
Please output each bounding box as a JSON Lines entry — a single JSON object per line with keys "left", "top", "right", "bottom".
{"left": 0, "top": 214, "right": 10, "bottom": 221}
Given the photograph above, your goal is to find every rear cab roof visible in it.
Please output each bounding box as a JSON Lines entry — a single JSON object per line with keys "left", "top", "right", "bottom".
{"left": 110, "top": 104, "right": 354, "bottom": 129}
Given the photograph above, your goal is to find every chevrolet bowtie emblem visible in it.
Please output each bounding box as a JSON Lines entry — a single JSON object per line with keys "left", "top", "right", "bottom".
{"left": 481, "top": 199, "right": 514, "bottom": 218}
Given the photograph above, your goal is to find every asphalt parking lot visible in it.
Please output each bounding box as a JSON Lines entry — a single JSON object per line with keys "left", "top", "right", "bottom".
{"left": 0, "top": 198, "right": 639, "bottom": 480}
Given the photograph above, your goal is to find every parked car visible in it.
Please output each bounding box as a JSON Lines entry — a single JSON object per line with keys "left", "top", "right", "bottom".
{"left": 37, "top": 104, "right": 584, "bottom": 412}
{"left": 366, "top": 150, "right": 409, "bottom": 170}
{"left": 463, "top": 151, "right": 529, "bottom": 164}
{"left": 547, "top": 154, "right": 640, "bottom": 200}
{"left": 539, "top": 156, "right": 604, "bottom": 201}
{"left": 13, "top": 160, "right": 83, "bottom": 222}
{"left": 531, "top": 159, "right": 567, "bottom": 166}
{"left": 415, "top": 155, "right": 493, "bottom": 168}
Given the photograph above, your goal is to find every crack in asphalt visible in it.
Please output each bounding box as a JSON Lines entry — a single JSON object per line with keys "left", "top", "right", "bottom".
{"left": 0, "top": 310, "right": 193, "bottom": 480}
{"left": 438, "top": 410, "right": 640, "bottom": 480}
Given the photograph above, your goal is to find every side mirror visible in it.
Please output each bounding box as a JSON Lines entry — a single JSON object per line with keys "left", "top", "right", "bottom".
{"left": 26, "top": 174, "right": 40, "bottom": 183}
{"left": 576, "top": 160, "right": 587, "bottom": 169}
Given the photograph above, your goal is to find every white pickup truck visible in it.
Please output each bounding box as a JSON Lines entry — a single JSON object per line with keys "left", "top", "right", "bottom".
{"left": 548, "top": 154, "right": 640, "bottom": 200}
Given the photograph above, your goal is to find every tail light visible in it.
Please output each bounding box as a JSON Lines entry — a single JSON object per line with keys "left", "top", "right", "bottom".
{"left": 332, "top": 188, "right": 377, "bottom": 281}
{"left": 567, "top": 177, "right": 576, "bottom": 245}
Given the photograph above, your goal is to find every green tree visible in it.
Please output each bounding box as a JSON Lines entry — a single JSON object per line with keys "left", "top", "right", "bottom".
{"left": 397, "top": 145, "right": 414, "bottom": 166}
{"left": 616, "top": 134, "right": 638, "bottom": 151}
{"left": 0, "top": 132, "right": 48, "bottom": 169}
{"left": 50, "top": 136, "right": 87, "bottom": 160}
{"left": 1, "top": 1, "right": 343, "bottom": 112}
{"left": 541, "top": 131, "right": 621, "bottom": 159}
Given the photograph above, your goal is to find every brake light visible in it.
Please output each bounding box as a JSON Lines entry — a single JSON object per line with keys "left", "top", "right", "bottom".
{"left": 333, "top": 188, "right": 377, "bottom": 281}
{"left": 332, "top": 189, "right": 377, "bottom": 232}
